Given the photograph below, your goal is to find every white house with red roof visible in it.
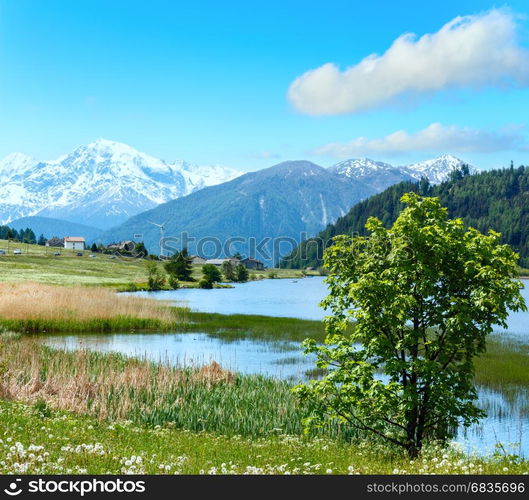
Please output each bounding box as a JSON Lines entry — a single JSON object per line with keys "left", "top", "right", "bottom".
{"left": 64, "top": 236, "right": 85, "bottom": 251}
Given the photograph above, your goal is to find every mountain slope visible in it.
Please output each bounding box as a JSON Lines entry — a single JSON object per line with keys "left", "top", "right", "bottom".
{"left": 282, "top": 164, "right": 529, "bottom": 269}
{"left": 8, "top": 216, "right": 103, "bottom": 242}
{"left": 98, "top": 160, "right": 377, "bottom": 263}
{"left": 0, "top": 139, "right": 241, "bottom": 229}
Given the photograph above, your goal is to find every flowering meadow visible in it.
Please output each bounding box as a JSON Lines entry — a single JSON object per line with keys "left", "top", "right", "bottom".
{"left": 1, "top": 399, "right": 528, "bottom": 475}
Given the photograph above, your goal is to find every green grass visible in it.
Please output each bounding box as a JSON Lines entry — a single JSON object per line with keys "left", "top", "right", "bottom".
{"left": 0, "top": 317, "right": 180, "bottom": 333}
{"left": 0, "top": 240, "right": 148, "bottom": 286}
{"left": 0, "top": 339, "right": 325, "bottom": 438}
{"left": 182, "top": 311, "right": 327, "bottom": 341}
{"left": 475, "top": 336, "right": 529, "bottom": 390}
{"left": 0, "top": 399, "right": 527, "bottom": 474}
{"left": 0, "top": 306, "right": 327, "bottom": 339}
{"left": 0, "top": 238, "right": 313, "bottom": 288}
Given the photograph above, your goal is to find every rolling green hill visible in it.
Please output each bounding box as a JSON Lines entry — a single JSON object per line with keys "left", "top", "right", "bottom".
{"left": 282, "top": 164, "right": 529, "bottom": 269}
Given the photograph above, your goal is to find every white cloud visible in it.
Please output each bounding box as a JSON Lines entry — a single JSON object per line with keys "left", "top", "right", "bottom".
{"left": 288, "top": 9, "right": 529, "bottom": 115}
{"left": 314, "top": 123, "right": 528, "bottom": 157}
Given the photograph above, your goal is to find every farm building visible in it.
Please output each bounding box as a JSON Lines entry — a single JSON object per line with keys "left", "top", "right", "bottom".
{"left": 241, "top": 257, "right": 264, "bottom": 270}
{"left": 205, "top": 257, "right": 240, "bottom": 267}
{"left": 190, "top": 255, "right": 206, "bottom": 265}
{"left": 64, "top": 236, "right": 85, "bottom": 251}
{"left": 45, "top": 237, "right": 64, "bottom": 248}
{"left": 107, "top": 240, "right": 135, "bottom": 252}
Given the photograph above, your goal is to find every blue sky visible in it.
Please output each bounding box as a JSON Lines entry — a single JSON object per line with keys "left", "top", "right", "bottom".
{"left": 1, "top": 0, "right": 529, "bottom": 171}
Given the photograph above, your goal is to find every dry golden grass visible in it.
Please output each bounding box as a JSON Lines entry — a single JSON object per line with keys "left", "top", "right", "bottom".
{"left": 0, "top": 282, "right": 177, "bottom": 323}
{"left": 0, "top": 337, "right": 235, "bottom": 421}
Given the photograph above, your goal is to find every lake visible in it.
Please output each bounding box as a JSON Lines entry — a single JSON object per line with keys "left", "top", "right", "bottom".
{"left": 130, "top": 276, "right": 529, "bottom": 336}
{"left": 131, "top": 276, "right": 330, "bottom": 320}
{"left": 44, "top": 276, "right": 529, "bottom": 456}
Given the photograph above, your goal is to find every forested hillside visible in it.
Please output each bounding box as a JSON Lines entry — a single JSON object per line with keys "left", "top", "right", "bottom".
{"left": 282, "top": 164, "right": 529, "bottom": 268}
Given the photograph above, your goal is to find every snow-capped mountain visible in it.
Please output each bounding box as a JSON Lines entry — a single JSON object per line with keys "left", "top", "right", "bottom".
{"left": 330, "top": 154, "right": 476, "bottom": 187}
{"left": 400, "top": 154, "right": 476, "bottom": 184}
{"left": 329, "top": 158, "right": 415, "bottom": 191}
{"left": 0, "top": 139, "right": 241, "bottom": 229}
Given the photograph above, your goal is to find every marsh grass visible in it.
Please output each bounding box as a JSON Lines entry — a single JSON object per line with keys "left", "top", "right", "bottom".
{"left": 475, "top": 337, "right": 529, "bottom": 390}
{"left": 0, "top": 338, "right": 340, "bottom": 438}
{"left": 183, "top": 311, "right": 328, "bottom": 342}
{"left": 0, "top": 282, "right": 184, "bottom": 332}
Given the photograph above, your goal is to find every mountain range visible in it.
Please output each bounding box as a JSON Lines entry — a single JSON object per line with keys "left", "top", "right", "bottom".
{"left": 328, "top": 155, "right": 476, "bottom": 191}
{"left": 0, "top": 139, "right": 242, "bottom": 229}
{"left": 96, "top": 160, "right": 377, "bottom": 263}
{"left": 97, "top": 155, "right": 474, "bottom": 263}
{"left": 0, "top": 139, "right": 476, "bottom": 260}
{"left": 282, "top": 163, "right": 529, "bottom": 269}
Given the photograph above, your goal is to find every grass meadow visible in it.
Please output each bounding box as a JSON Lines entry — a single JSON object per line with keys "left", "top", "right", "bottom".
{"left": 2, "top": 398, "right": 528, "bottom": 475}
{"left": 0, "top": 335, "right": 528, "bottom": 475}
{"left": 0, "top": 239, "right": 312, "bottom": 288}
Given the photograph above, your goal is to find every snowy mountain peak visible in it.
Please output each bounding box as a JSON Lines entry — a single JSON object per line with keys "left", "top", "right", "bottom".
{"left": 0, "top": 152, "right": 39, "bottom": 174}
{"left": 0, "top": 139, "right": 242, "bottom": 228}
{"left": 330, "top": 158, "right": 397, "bottom": 177}
{"left": 402, "top": 155, "right": 476, "bottom": 184}
{"left": 330, "top": 154, "right": 476, "bottom": 186}
{"left": 329, "top": 157, "right": 415, "bottom": 191}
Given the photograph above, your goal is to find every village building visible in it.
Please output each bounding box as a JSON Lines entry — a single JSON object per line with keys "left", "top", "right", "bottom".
{"left": 45, "top": 237, "right": 64, "bottom": 248}
{"left": 205, "top": 257, "right": 240, "bottom": 267}
{"left": 190, "top": 255, "right": 206, "bottom": 265}
{"left": 64, "top": 236, "right": 85, "bottom": 251}
{"left": 107, "top": 240, "right": 135, "bottom": 252}
{"left": 241, "top": 257, "right": 265, "bottom": 270}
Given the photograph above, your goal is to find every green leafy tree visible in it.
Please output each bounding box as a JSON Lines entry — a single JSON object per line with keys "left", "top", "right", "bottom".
{"left": 21, "top": 228, "right": 36, "bottom": 244}
{"left": 133, "top": 241, "right": 148, "bottom": 258}
{"left": 164, "top": 248, "right": 193, "bottom": 281}
{"left": 37, "top": 234, "right": 47, "bottom": 246}
{"left": 146, "top": 261, "right": 165, "bottom": 291}
{"left": 202, "top": 264, "right": 222, "bottom": 282}
{"left": 294, "top": 193, "right": 526, "bottom": 458}
{"left": 221, "top": 260, "right": 236, "bottom": 281}
{"left": 91, "top": 243, "right": 98, "bottom": 252}
{"left": 198, "top": 278, "right": 213, "bottom": 289}
{"left": 168, "top": 275, "right": 180, "bottom": 289}
{"left": 235, "top": 263, "right": 249, "bottom": 282}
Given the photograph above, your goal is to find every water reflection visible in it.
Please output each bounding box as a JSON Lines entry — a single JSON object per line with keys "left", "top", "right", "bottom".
{"left": 43, "top": 331, "right": 529, "bottom": 456}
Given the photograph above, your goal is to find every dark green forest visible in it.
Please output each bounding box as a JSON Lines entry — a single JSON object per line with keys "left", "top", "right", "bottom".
{"left": 281, "top": 164, "right": 529, "bottom": 269}
{"left": 0, "top": 226, "right": 41, "bottom": 244}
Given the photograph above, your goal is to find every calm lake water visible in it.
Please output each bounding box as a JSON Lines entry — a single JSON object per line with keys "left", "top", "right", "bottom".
{"left": 131, "top": 276, "right": 330, "bottom": 320}
{"left": 130, "top": 276, "right": 529, "bottom": 336}
{"left": 44, "top": 277, "right": 529, "bottom": 456}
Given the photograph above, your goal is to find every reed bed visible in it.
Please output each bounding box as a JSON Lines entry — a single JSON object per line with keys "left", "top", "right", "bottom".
{"left": 0, "top": 282, "right": 183, "bottom": 331}
{"left": 0, "top": 336, "right": 330, "bottom": 438}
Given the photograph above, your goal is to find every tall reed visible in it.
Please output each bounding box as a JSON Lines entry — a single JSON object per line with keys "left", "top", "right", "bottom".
{"left": 0, "top": 282, "right": 183, "bottom": 331}
{"left": 0, "top": 336, "right": 349, "bottom": 438}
